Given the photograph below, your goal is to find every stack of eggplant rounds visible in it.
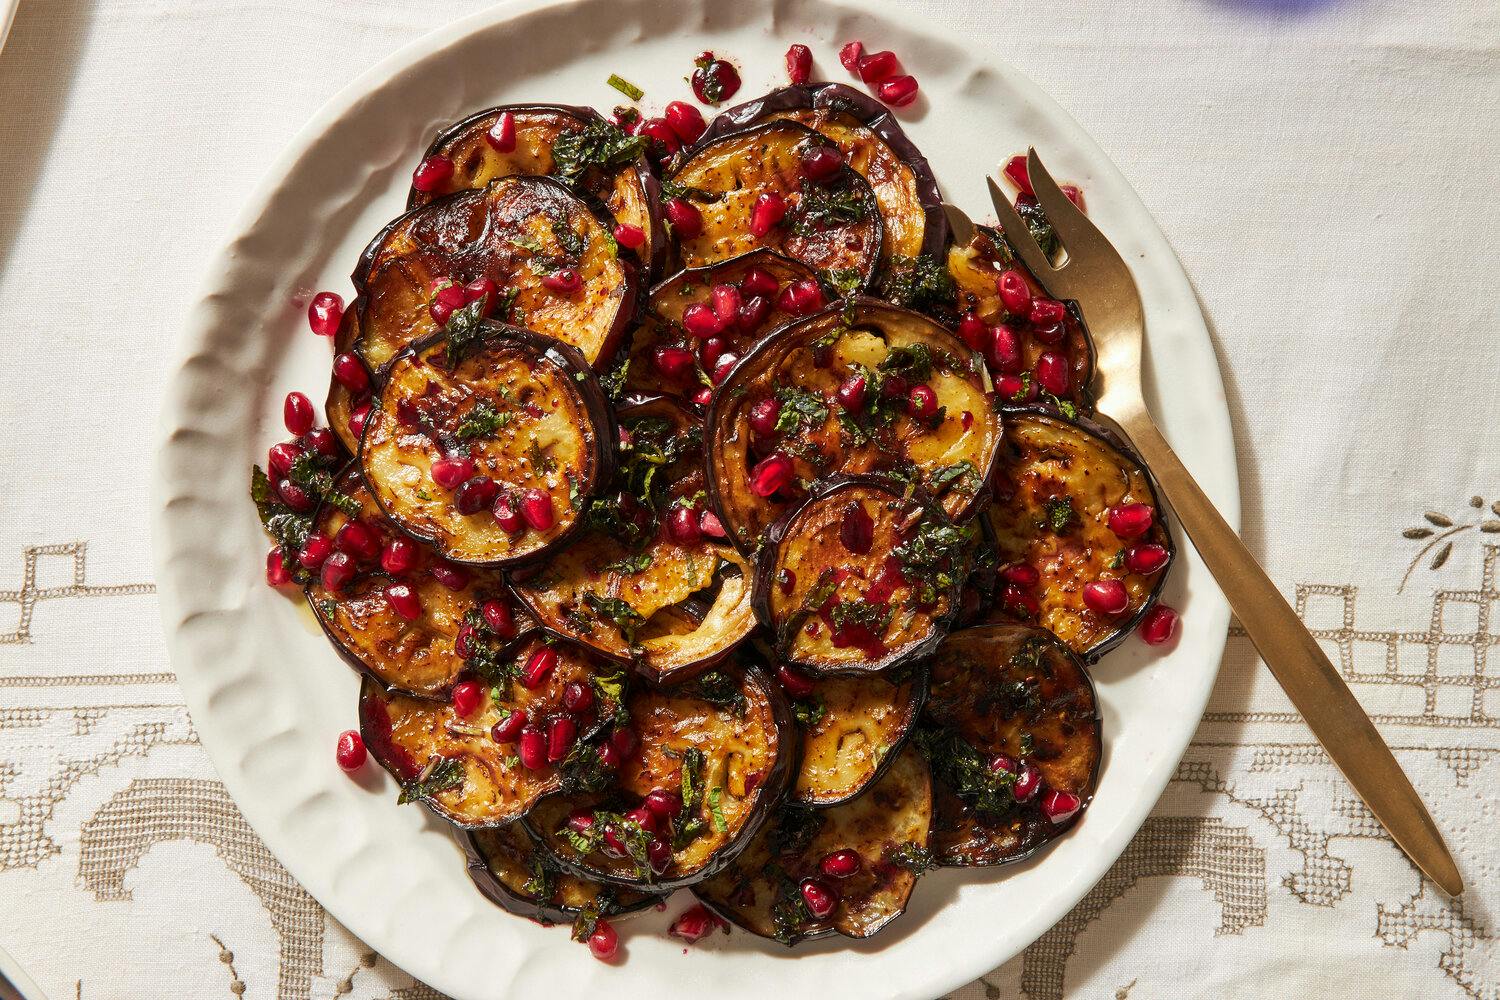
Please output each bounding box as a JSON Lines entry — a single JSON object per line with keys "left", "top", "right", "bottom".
{"left": 256, "top": 80, "right": 1176, "bottom": 949}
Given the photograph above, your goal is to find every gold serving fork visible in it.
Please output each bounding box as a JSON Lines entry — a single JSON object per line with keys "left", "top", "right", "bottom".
{"left": 950, "top": 149, "right": 1462, "bottom": 895}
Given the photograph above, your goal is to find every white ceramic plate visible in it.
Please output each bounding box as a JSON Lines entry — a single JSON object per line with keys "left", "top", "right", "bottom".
{"left": 153, "top": 1, "right": 1238, "bottom": 997}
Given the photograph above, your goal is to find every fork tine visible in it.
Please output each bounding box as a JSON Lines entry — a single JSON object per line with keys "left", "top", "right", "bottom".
{"left": 1024, "top": 147, "right": 1101, "bottom": 256}
{"left": 985, "top": 176, "right": 1054, "bottom": 279}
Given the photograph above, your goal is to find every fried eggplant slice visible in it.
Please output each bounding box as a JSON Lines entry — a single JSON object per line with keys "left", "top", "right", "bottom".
{"left": 948, "top": 225, "right": 1093, "bottom": 407}
{"left": 513, "top": 398, "right": 756, "bottom": 683}
{"left": 352, "top": 175, "right": 635, "bottom": 373}
{"left": 307, "top": 467, "right": 532, "bottom": 699}
{"left": 667, "top": 121, "right": 882, "bottom": 286}
{"left": 525, "top": 663, "right": 793, "bottom": 891}
{"left": 791, "top": 665, "right": 926, "bottom": 807}
{"left": 624, "top": 250, "right": 816, "bottom": 401}
{"left": 409, "top": 105, "right": 664, "bottom": 279}
{"left": 463, "top": 823, "right": 658, "bottom": 926}
{"left": 707, "top": 300, "right": 1000, "bottom": 553}
{"left": 357, "top": 636, "right": 624, "bottom": 828}
{"left": 984, "top": 408, "right": 1173, "bottom": 659}
{"left": 922, "top": 623, "right": 1101, "bottom": 866}
{"left": 360, "top": 323, "right": 611, "bottom": 567}
{"left": 702, "top": 83, "right": 946, "bottom": 265}
{"left": 693, "top": 746, "right": 932, "bottom": 946}
{"left": 754, "top": 478, "right": 969, "bottom": 674}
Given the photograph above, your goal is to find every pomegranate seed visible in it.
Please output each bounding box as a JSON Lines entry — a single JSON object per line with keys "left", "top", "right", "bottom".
{"left": 266, "top": 548, "right": 292, "bottom": 587}
{"left": 984, "top": 323, "right": 1021, "bottom": 373}
{"left": 303, "top": 427, "right": 339, "bottom": 460}
{"left": 412, "top": 155, "right": 454, "bottom": 193}
{"left": 878, "top": 76, "right": 919, "bottom": 107}
{"left": 1041, "top": 788, "right": 1082, "bottom": 824}
{"left": 881, "top": 374, "right": 910, "bottom": 400}
{"left": 298, "top": 533, "right": 333, "bottom": 570}
{"left": 800, "top": 144, "right": 843, "bottom": 182}
{"left": 839, "top": 41, "right": 864, "bottom": 72}
{"left": 1004, "top": 155, "right": 1033, "bottom": 196}
{"left": 840, "top": 503, "right": 874, "bottom": 554}
{"left": 491, "top": 710, "right": 526, "bottom": 743}
{"left": 1036, "top": 352, "right": 1071, "bottom": 396}
{"left": 1013, "top": 762, "right": 1042, "bottom": 801}
{"left": 857, "top": 50, "right": 899, "bottom": 83}
{"left": 335, "top": 730, "right": 366, "bottom": 771}
{"left": 664, "top": 101, "right": 707, "bottom": 143}
{"left": 348, "top": 403, "right": 371, "bottom": 439}
{"left": 454, "top": 626, "right": 474, "bottom": 659}
{"left": 777, "top": 664, "right": 816, "bottom": 699}
{"left": 1001, "top": 563, "right": 1040, "bottom": 588}
{"left": 482, "top": 599, "right": 516, "bottom": 638}
{"left": 737, "top": 294, "right": 772, "bottom": 333}
{"left": 749, "top": 453, "right": 794, "bottom": 497}
{"left": 652, "top": 345, "right": 696, "bottom": 380}
{"left": 1082, "top": 579, "right": 1130, "bottom": 615}
{"left": 682, "top": 302, "right": 724, "bottom": 339}
{"left": 690, "top": 53, "right": 740, "bottom": 104}
{"left": 430, "top": 562, "right": 469, "bottom": 590}
{"left": 1138, "top": 604, "right": 1179, "bottom": 645}
{"left": 638, "top": 116, "right": 680, "bottom": 159}
{"left": 601, "top": 825, "right": 629, "bottom": 857}
{"left": 451, "top": 680, "right": 483, "bottom": 717}
{"left": 335, "top": 520, "right": 380, "bottom": 561}
{"left": 332, "top": 353, "right": 370, "bottom": 394}
{"left": 750, "top": 191, "right": 787, "bottom": 237}
{"left": 1029, "top": 298, "right": 1066, "bottom": 328}
{"left": 700, "top": 508, "right": 726, "bottom": 538}
{"left": 492, "top": 492, "right": 524, "bottom": 533}
{"left": 1033, "top": 322, "right": 1065, "bottom": 346}
{"left": 1108, "top": 503, "right": 1155, "bottom": 539}
{"left": 958, "top": 312, "right": 989, "bottom": 352}
{"left": 596, "top": 741, "right": 620, "bottom": 768}
{"left": 690, "top": 386, "right": 714, "bottom": 406}
{"left": 547, "top": 715, "right": 577, "bottom": 762}
{"left": 908, "top": 383, "right": 938, "bottom": 420}
{"left": 1126, "top": 543, "right": 1171, "bottom": 575}
{"left": 486, "top": 111, "right": 517, "bottom": 152}
{"left": 819, "top": 849, "right": 862, "bottom": 879}
{"left": 518, "top": 726, "right": 547, "bottom": 769}
{"left": 520, "top": 489, "right": 554, "bottom": 531}
{"left": 385, "top": 582, "right": 422, "bottom": 620}
{"left": 741, "top": 267, "right": 780, "bottom": 298}
{"left": 1004, "top": 583, "right": 1039, "bottom": 619}
{"left": 613, "top": 222, "right": 645, "bottom": 250}
{"left": 961, "top": 410, "right": 974, "bottom": 430}
{"left": 836, "top": 374, "right": 867, "bottom": 411}
{"left": 541, "top": 268, "right": 581, "bottom": 294}
{"left": 699, "top": 337, "right": 726, "bottom": 369}
{"left": 665, "top": 197, "right": 703, "bottom": 239}
{"left": 711, "top": 283, "right": 742, "bottom": 323}
{"left": 670, "top": 904, "right": 722, "bottom": 943}
{"left": 562, "top": 680, "right": 594, "bottom": 714}
{"left": 1062, "top": 184, "right": 1085, "bottom": 208}
{"left": 521, "top": 646, "right": 557, "bottom": 688}
{"left": 456, "top": 476, "right": 499, "bottom": 516}
{"left": 800, "top": 878, "right": 839, "bottom": 919}
{"left": 380, "top": 537, "right": 418, "bottom": 575}
{"left": 711, "top": 352, "right": 738, "bottom": 385}
{"left": 990, "top": 753, "right": 1017, "bottom": 775}
{"left": 644, "top": 787, "right": 683, "bottom": 818}
{"left": 667, "top": 504, "right": 703, "bottom": 545}
{"left": 623, "top": 805, "right": 660, "bottom": 836}
{"left": 307, "top": 291, "right": 343, "bottom": 337}
{"left": 786, "top": 43, "right": 812, "bottom": 84}
{"left": 464, "top": 277, "right": 499, "bottom": 313}
{"left": 587, "top": 920, "right": 618, "bottom": 961}
{"left": 321, "top": 551, "right": 355, "bottom": 592}
{"left": 610, "top": 726, "right": 639, "bottom": 759}
{"left": 747, "top": 397, "right": 781, "bottom": 436}
{"left": 646, "top": 837, "right": 673, "bottom": 873}
{"left": 778, "top": 568, "right": 797, "bottom": 595}
{"left": 282, "top": 392, "right": 315, "bottom": 435}
{"left": 997, "top": 270, "right": 1031, "bottom": 316}
{"left": 431, "top": 456, "right": 475, "bottom": 490}
{"left": 268, "top": 441, "right": 302, "bottom": 478}
{"left": 777, "top": 278, "right": 825, "bottom": 315}
{"left": 428, "top": 281, "right": 466, "bottom": 325}
{"left": 997, "top": 373, "right": 1038, "bottom": 403}
{"left": 278, "top": 479, "right": 316, "bottom": 512}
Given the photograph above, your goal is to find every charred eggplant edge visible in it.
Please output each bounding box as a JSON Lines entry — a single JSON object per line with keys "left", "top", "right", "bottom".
{"left": 458, "top": 828, "right": 661, "bottom": 926}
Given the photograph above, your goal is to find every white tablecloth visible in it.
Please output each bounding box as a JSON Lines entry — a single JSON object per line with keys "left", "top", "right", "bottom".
{"left": 2, "top": 1, "right": 1498, "bottom": 997}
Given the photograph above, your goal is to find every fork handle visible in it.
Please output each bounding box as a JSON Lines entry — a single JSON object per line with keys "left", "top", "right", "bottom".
{"left": 1114, "top": 411, "right": 1463, "bottom": 895}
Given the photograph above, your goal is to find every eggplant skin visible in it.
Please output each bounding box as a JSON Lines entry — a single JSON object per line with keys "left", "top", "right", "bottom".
{"left": 984, "top": 406, "right": 1174, "bottom": 660}
{"left": 693, "top": 745, "right": 933, "bottom": 946}
{"left": 922, "top": 623, "right": 1101, "bottom": 868}
{"left": 701, "top": 83, "right": 947, "bottom": 263}
{"left": 462, "top": 824, "right": 658, "bottom": 927}
{"left": 791, "top": 665, "right": 927, "bottom": 808}
{"left": 668, "top": 120, "right": 883, "bottom": 286}
{"left": 351, "top": 175, "right": 636, "bottom": 373}
{"left": 409, "top": 103, "right": 665, "bottom": 281}
{"left": 524, "top": 662, "right": 796, "bottom": 892}
{"left": 359, "top": 323, "right": 613, "bottom": 567}
{"left": 306, "top": 467, "right": 533, "bottom": 700}
{"left": 624, "top": 249, "right": 816, "bottom": 402}
{"left": 753, "top": 476, "right": 964, "bottom": 676}
{"left": 325, "top": 302, "right": 369, "bottom": 456}
{"left": 705, "top": 298, "right": 1001, "bottom": 554}
{"left": 947, "top": 227, "right": 1094, "bottom": 407}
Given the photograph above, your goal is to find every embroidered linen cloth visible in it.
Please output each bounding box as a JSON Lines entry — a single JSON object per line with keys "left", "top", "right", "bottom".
{"left": 1, "top": 0, "right": 1497, "bottom": 997}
